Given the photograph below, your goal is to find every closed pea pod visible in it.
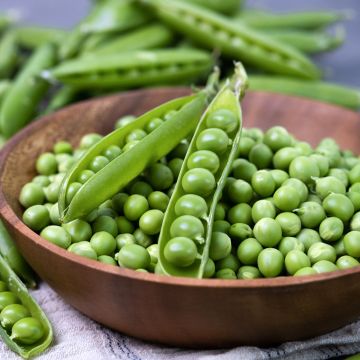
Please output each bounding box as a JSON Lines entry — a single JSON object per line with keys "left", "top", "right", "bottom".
{"left": 0, "top": 31, "right": 18, "bottom": 79}
{"left": 159, "top": 63, "right": 247, "bottom": 278}
{"left": 140, "top": 0, "right": 320, "bottom": 79}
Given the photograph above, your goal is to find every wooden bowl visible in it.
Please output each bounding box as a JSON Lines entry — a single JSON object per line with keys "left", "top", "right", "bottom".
{"left": 1, "top": 88, "right": 360, "bottom": 348}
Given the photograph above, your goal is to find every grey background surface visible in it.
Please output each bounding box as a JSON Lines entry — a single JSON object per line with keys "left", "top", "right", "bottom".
{"left": 0, "top": 0, "right": 359, "bottom": 86}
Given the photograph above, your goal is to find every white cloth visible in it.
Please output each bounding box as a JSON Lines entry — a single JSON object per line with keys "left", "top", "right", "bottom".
{"left": 1, "top": 283, "right": 360, "bottom": 360}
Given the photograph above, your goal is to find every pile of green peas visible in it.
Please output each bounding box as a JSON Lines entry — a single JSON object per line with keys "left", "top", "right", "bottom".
{"left": 19, "top": 119, "right": 360, "bottom": 279}
{"left": 0, "top": 279, "right": 45, "bottom": 345}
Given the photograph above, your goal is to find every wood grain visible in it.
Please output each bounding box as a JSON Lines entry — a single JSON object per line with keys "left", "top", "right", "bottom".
{"left": 0, "top": 88, "right": 360, "bottom": 348}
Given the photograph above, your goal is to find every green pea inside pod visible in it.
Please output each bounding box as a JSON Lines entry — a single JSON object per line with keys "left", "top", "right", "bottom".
{"left": 205, "top": 109, "right": 238, "bottom": 134}
{"left": 174, "top": 194, "right": 208, "bottom": 218}
{"left": 10, "top": 317, "right": 45, "bottom": 345}
{"left": 0, "top": 303, "right": 31, "bottom": 330}
{"left": 0, "top": 291, "right": 20, "bottom": 311}
{"left": 187, "top": 150, "right": 220, "bottom": 174}
{"left": 196, "top": 128, "right": 230, "bottom": 155}
{"left": 170, "top": 215, "right": 205, "bottom": 244}
{"left": 163, "top": 237, "right": 199, "bottom": 267}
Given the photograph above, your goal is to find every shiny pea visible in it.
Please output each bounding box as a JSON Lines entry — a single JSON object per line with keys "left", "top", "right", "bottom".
{"left": 249, "top": 143, "right": 273, "bottom": 169}
{"left": 273, "top": 186, "right": 301, "bottom": 211}
{"left": 163, "top": 237, "right": 197, "bottom": 267}
{"left": 312, "top": 260, "right": 338, "bottom": 273}
{"left": 116, "top": 243, "right": 151, "bottom": 269}
{"left": 228, "top": 179, "right": 253, "bottom": 203}
{"left": 40, "top": 225, "right": 71, "bottom": 248}
{"left": 209, "top": 232, "right": 232, "bottom": 261}
{"left": 237, "top": 266, "right": 261, "bottom": 279}
{"left": 315, "top": 176, "right": 346, "bottom": 199}
{"left": 90, "top": 231, "right": 116, "bottom": 256}
{"left": 68, "top": 241, "right": 97, "bottom": 260}
{"left": 251, "top": 170, "right": 275, "bottom": 197}
{"left": 174, "top": 194, "right": 208, "bottom": 218}
{"left": 203, "top": 258, "right": 216, "bottom": 278}
{"left": 343, "top": 231, "right": 360, "bottom": 257}
{"left": 323, "top": 193, "right": 354, "bottom": 222}
{"left": 253, "top": 218, "right": 282, "bottom": 247}
{"left": 0, "top": 292, "right": 19, "bottom": 311}
{"left": 275, "top": 212, "right": 301, "bottom": 236}
{"left": 296, "top": 228, "right": 321, "bottom": 252}
{"left": 251, "top": 199, "right": 276, "bottom": 223}
{"left": 80, "top": 133, "right": 102, "bottom": 149}
{"left": 19, "top": 183, "right": 45, "bottom": 208}
{"left": 22, "top": 205, "right": 50, "bottom": 231}
{"left": 215, "top": 268, "right": 237, "bottom": 279}
{"left": 36, "top": 153, "right": 57, "bottom": 175}
{"left": 273, "top": 147, "right": 300, "bottom": 170}
{"left": 170, "top": 215, "right": 204, "bottom": 241}
{"left": 148, "top": 191, "right": 169, "bottom": 212}
{"left": 124, "top": 194, "right": 149, "bottom": 221}
{"left": 227, "top": 203, "right": 252, "bottom": 225}
{"left": 62, "top": 219, "right": 92, "bottom": 243}
{"left": 270, "top": 169, "right": 289, "bottom": 188}
{"left": 296, "top": 201, "right": 326, "bottom": 228}
{"left": 65, "top": 182, "right": 82, "bottom": 204}
{"left": 10, "top": 317, "right": 45, "bottom": 345}
{"left": 308, "top": 242, "right": 336, "bottom": 264}
{"left": 93, "top": 215, "right": 118, "bottom": 237}
{"left": 237, "top": 237, "right": 263, "bottom": 265}
{"left": 103, "top": 145, "right": 122, "bottom": 161}
{"left": 116, "top": 233, "right": 135, "bottom": 250}
{"left": 319, "top": 217, "right": 343, "bottom": 242}
{"left": 257, "top": 248, "right": 284, "bottom": 278}
{"left": 89, "top": 155, "right": 109, "bottom": 173}
{"left": 285, "top": 250, "right": 311, "bottom": 275}
{"left": 278, "top": 237, "right": 304, "bottom": 257}
{"left": 146, "top": 163, "right": 174, "bottom": 190}
{"left": 139, "top": 209, "right": 164, "bottom": 235}
{"left": 232, "top": 158, "right": 257, "bottom": 183}
{"left": 294, "top": 267, "right": 317, "bottom": 276}
{"left": 0, "top": 304, "right": 30, "bottom": 329}
{"left": 196, "top": 128, "right": 229, "bottom": 154}
{"left": 263, "top": 126, "right": 292, "bottom": 152}
{"left": 182, "top": 168, "right": 216, "bottom": 197}
{"left": 187, "top": 150, "right": 220, "bottom": 174}
{"left": 145, "top": 117, "right": 163, "bottom": 133}
{"left": 283, "top": 178, "right": 308, "bottom": 203}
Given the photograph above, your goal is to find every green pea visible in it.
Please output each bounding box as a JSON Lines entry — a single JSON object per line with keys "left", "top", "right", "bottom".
{"left": 124, "top": 194, "right": 149, "bottom": 221}
{"left": 53, "top": 141, "right": 73, "bottom": 154}
{"left": 232, "top": 158, "right": 257, "bottom": 183}
{"left": 168, "top": 158, "right": 183, "bottom": 178}
{"left": 228, "top": 203, "right": 252, "bottom": 225}
{"left": 319, "top": 217, "right": 343, "bottom": 242}
{"left": 92, "top": 215, "right": 118, "bottom": 237}
{"left": 19, "top": 183, "right": 45, "bottom": 208}
{"left": 32, "top": 175, "right": 50, "bottom": 187}
{"left": 229, "top": 223, "right": 252, "bottom": 241}
{"left": 145, "top": 117, "right": 163, "bottom": 133}
{"left": 65, "top": 182, "right": 82, "bottom": 204}
{"left": 0, "top": 292, "right": 19, "bottom": 311}
{"left": 227, "top": 179, "right": 252, "bottom": 204}
{"left": 275, "top": 212, "right": 301, "bottom": 236}
{"left": 187, "top": 150, "right": 220, "bottom": 174}
{"left": 163, "top": 237, "right": 197, "bottom": 267}
{"left": 68, "top": 241, "right": 97, "bottom": 260}
{"left": 116, "top": 233, "right": 135, "bottom": 250}
{"left": 62, "top": 219, "right": 92, "bottom": 243}
{"left": 263, "top": 126, "right": 292, "bottom": 152}
{"left": 147, "top": 243, "right": 159, "bottom": 264}
{"left": 349, "top": 183, "right": 360, "bottom": 193}
{"left": 22, "top": 205, "right": 50, "bottom": 231}
{"left": 206, "top": 109, "right": 238, "bottom": 133}
{"left": 0, "top": 281, "right": 7, "bottom": 292}
{"left": 278, "top": 237, "right": 304, "bottom": 257}
{"left": 44, "top": 181, "right": 61, "bottom": 203}
{"left": 10, "top": 317, "right": 44, "bottom": 345}
{"left": 257, "top": 248, "right": 284, "bottom": 278}
{"left": 58, "top": 157, "right": 75, "bottom": 173}
{"left": 130, "top": 181, "right": 153, "bottom": 197}
{"left": 315, "top": 176, "right": 346, "bottom": 199}
{"left": 123, "top": 140, "right": 139, "bottom": 152}
{"left": 251, "top": 170, "right": 275, "bottom": 197}
{"left": 90, "top": 231, "right": 116, "bottom": 256}
{"left": 0, "top": 304, "right": 30, "bottom": 329}
{"left": 350, "top": 212, "right": 360, "bottom": 231}
{"left": 349, "top": 164, "right": 360, "bottom": 185}
{"left": 237, "top": 136, "right": 255, "bottom": 158}
{"left": 270, "top": 169, "right": 289, "bottom": 188}
{"left": 102, "top": 145, "right": 122, "bottom": 161}
{"left": 251, "top": 199, "right": 276, "bottom": 223}
{"left": 296, "top": 228, "right": 321, "bottom": 252}
{"left": 237, "top": 266, "right": 261, "bottom": 279}
{"left": 196, "top": 128, "right": 229, "bottom": 154}
{"left": 215, "top": 268, "right": 237, "bottom": 279}
{"left": 139, "top": 209, "right": 164, "bottom": 235}
{"left": 79, "top": 133, "right": 102, "bottom": 149}
{"left": 273, "top": 186, "right": 301, "bottom": 212}
{"left": 203, "top": 258, "right": 216, "bottom": 278}
{"left": 316, "top": 147, "right": 341, "bottom": 168}
{"left": 170, "top": 215, "right": 204, "bottom": 241}
{"left": 169, "top": 141, "right": 189, "bottom": 159}
{"left": 89, "top": 155, "right": 109, "bottom": 173}
{"left": 273, "top": 147, "right": 300, "bottom": 170}
{"left": 36, "top": 152, "right": 57, "bottom": 175}
{"left": 336, "top": 255, "right": 359, "bottom": 270}
{"left": 40, "top": 225, "right": 71, "bottom": 249}
{"left": 213, "top": 220, "right": 231, "bottom": 234}
{"left": 283, "top": 178, "right": 308, "bottom": 203}
{"left": 289, "top": 156, "right": 319, "bottom": 184}
{"left": 133, "top": 228, "right": 153, "bottom": 248}
{"left": 111, "top": 192, "right": 129, "bottom": 214}
{"left": 323, "top": 193, "right": 354, "bottom": 222}
{"left": 308, "top": 242, "right": 336, "bottom": 264}
{"left": 306, "top": 194, "right": 322, "bottom": 204}
{"left": 334, "top": 238, "right": 346, "bottom": 257}
{"left": 98, "top": 255, "right": 117, "bottom": 266}
{"left": 181, "top": 168, "right": 216, "bottom": 197}
{"left": 216, "top": 254, "right": 240, "bottom": 272}
{"left": 343, "top": 231, "right": 360, "bottom": 257}
{"left": 73, "top": 149, "right": 86, "bottom": 160}
{"left": 329, "top": 168, "right": 349, "bottom": 188}
{"left": 296, "top": 201, "right": 326, "bottom": 228}
{"left": 285, "top": 250, "right": 311, "bottom": 275}
{"left": 249, "top": 143, "right": 273, "bottom": 169}
{"left": 148, "top": 191, "right": 169, "bottom": 212}
{"left": 115, "top": 216, "right": 135, "bottom": 234}
{"left": 245, "top": 128, "right": 263, "bottom": 142}
{"left": 237, "top": 237, "right": 263, "bottom": 265}
{"left": 209, "top": 232, "right": 232, "bottom": 261}
{"left": 312, "top": 260, "right": 338, "bottom": 273}
{"left": 125, "top": 129, "right": 147, "bottom": 143}
{"left": 146, "top": 163, "right": 174, "bottom": 190}
{"left": 253, "top": 218, "right": 282, "bottom": 247}
{"left": 309, "top": 154, "right": 329, "bottom": 177}
{"left": 214, "top": 203, "right": 227, "bottom": 221}
{"left": 294, "top": 267, "right": 317, "bottom": 276}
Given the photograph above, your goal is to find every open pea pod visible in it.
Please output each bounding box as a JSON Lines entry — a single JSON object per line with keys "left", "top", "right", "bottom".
{"left": 158, "top": 63, "right": 247, "bottom": 278}
{"left": 59, "top": 71, "right": 219, "bottom": 222}
{"left": 0, "top": 254, "right": 53, "bottom": 358}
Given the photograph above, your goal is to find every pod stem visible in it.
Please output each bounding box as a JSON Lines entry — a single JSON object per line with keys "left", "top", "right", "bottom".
{"left": 232, "top": 62, "right": 249, "bottom": 99}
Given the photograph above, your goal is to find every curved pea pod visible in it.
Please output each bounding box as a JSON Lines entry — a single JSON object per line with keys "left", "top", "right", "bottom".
{"left": 0, "top": 80, "right": 11, "bottom": 105}
{"left": 140, "top": 0, "right": 320, "bottom": 79}
{"left": 0, "top": 253, "right": 52, "bottom": 358}
{"left": 184, "top": 0, "right": 242, "bottom": 15}
{"left": 82, "top": 24, "right": 174, "bottom": 55}
{"left": 14, "top": 26, "right": 67, "bottom": 50}
{"left": 59, "top": 71, "right": 219, "bottom": 222}
{"left": 0, "top": 43, "right": 57, "bottom": 138}
{"left": 249, "top": 76, "right": 360, "bottom": 110}
{"left": 44, "top": 49, "right": 213, "bottom": 90}
{"left": 158, "top": 63, "right": 247, "bottom": 278}
{"left": 0, "top": 220, "right": 36, "bottom": 289}
{"left": 0, "top": 31, "right": 18, "bottom": 79}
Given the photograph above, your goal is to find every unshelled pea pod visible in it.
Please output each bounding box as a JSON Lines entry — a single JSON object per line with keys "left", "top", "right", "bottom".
{"left": 159, "top": 63, "right": 247, "bottom": 278}
{"left": 237, "top": 9, "right": 347, "bottom": 30}
{"left": 14, "top": 26, "right": 67, "bottom": 50}
{"left": 43, "top": 86, "right": 78, "bottom": 114}
{"left": 45, "top": 49, "right": 213, "bottom": 90}
{"left": 59, "top": 71, "right": 219, "bottom": 222}
{"left": 0, "top": 43, "right": 57, "bottom": 138}
{"left": 140, "top": 0, "right": 320, "bottom": 79}
{"left": 0, "top": 219, "right": 36, "bottom": 289}
{"left": 0, "top": 31, "right": 18, "bottom": 79}
{"left": 185, "top": 0, "right": 242, "bottom": 15}
{"left": 268, "top": 27, "right": 345, "bottom": 54}
{"left": 0, "top": 80, "right": 11, "bottom": 105}
{"left": 82, "top": 24, "right": 174, "bottom": 55}
{"left": 249, "top": 76, "right": 360, "bottom": 110}
{"left": 0, "top": 253, "right": 53, "bottom": 358}
{"left": 58, "top": 27, "right": 87, "bottom": 60}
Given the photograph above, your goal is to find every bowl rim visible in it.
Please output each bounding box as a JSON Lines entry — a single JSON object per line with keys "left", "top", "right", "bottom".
{"left": 1, "top": 87, "right": 360, "bottom": 290}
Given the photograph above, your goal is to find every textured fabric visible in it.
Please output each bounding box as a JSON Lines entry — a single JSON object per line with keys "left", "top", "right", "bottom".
{"left": 1, "top": 283, "right": 360, "bottom": 360}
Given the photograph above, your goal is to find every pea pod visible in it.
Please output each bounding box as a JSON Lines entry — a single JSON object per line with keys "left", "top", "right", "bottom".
{"left": 14, "top": 26, "right": 67, "bottom": 50}
{"left": 249, "top": 76, "right": 360, "bottom": 110}
{"left": 0, "top": 253, "right": 52, "bottom": 358}
{"left": 45, "top": 49, "right": 213, "bottom": 90}
{"left": 159, "top": 63, "right": 247, "bottom": 278}
{"left": 0, "top": 43, "right": 57, "bottom": 138}
{"left": 0, "top": 31, "right": 18, "bottom": 79}
{"left": 43, "top": 86, "right": 78, "bottom": 114}
{"left": 0, "top": 80, "right": 11, "bottom": 105}
{"left": 82, "top": 24, "right": 174, "bottom": 55}
{"left": 59, "top": 70, "right": 219, "bottom": 222}
{"left": 0, "top": 220, "right": 36, "bottom": 289}
{"left": 140, "top": 0, "right": 320, "bottom": 79}
{"left": 185, "top": 0, "right": 242, "bottom": 15}
{"left": 236, "top": 9, "right": 348, "bottom": 30}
